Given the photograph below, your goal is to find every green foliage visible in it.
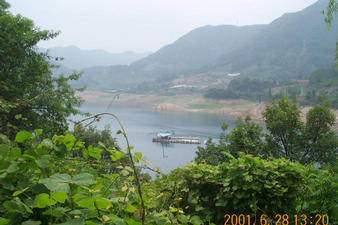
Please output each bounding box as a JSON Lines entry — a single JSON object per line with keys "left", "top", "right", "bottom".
{"left": 223, "top": 116, "right": 266, "bottom": 157}
{"left": 0, "top": 130, "right": 176, "bottom": 225}
{"left": 263, "top": 96, "right": 304, "bottom": 161}
{"left": 301, "top": 66, "right": 338, "bottom": 108}
{"left": 204, "top": 78, "right": 275, "bottom": 102}
{"left": 0, "top": 1, "right": 83, "bottom": 138}
{"left": 156, "top": 154, "right": 337, "bottom": 225}
{"left": 195, "top": 138, "right": 228, "bottom": 165}
{"left": 264, "top": 97, "right": 337, "bottom": 166}
{"left": 196, "top": 117, "right": 266, "bottom": 165}
{"left": 196, "top": 97, "right": 337, "bottom": 166}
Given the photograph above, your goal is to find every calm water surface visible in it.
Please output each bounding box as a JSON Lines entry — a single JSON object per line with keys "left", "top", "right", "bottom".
{"left": 75, "top": 103, "right": 236, "bottom": 174}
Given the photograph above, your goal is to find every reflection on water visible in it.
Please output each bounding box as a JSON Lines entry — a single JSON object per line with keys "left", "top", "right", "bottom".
{"left": 73, "top": 103, "right": 236, "bottom": 175}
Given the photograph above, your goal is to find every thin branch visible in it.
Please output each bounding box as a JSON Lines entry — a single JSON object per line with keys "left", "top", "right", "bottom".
{"left": 75, "top": 113, "right": 146, "bottom": 225}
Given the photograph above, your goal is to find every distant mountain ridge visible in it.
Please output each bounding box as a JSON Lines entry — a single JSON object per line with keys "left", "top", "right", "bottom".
{"left": 79, "top": 25, "right": 267, "bottom": 90}
{"left": 131, "top": 24, "right": 266, "bottom": 75}
{"left": 76, "top": 0, "right": 337, "bottom": 90}
{"left": 209, "top": 0, "right": 338, "bottom": 79}
{"left": 45, "top": 45, "right": 150, "bottom": 70}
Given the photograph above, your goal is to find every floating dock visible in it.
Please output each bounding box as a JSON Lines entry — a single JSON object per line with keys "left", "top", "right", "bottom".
{"left": 152, "top": 136, "right": 201, "bottom": 144}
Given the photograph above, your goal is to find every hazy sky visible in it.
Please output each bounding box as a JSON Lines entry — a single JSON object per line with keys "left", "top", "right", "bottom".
{"left": 8, "top": 0, "right": 317, "bottom": 53}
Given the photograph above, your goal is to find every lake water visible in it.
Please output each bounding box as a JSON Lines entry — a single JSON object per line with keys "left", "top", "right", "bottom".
{"left": 74, "top": 103, "right": 236, "bottom": 175}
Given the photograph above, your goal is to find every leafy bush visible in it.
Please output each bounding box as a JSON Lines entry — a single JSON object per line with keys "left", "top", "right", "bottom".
{"left": 155, "top": 154, "right": 337, "bottom": 225}
{"left": 0, "top": 130, "right": 170, "bottom": 224}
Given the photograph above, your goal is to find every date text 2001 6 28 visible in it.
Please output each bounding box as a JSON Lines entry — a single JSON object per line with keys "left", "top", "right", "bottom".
{"left": 223, "top": 214, "right": 329, "bottom": 225}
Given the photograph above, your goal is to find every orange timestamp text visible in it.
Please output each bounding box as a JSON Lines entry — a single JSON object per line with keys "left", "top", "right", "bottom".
{"left": 223, "top": 214, "right": 329, "bottom": 225}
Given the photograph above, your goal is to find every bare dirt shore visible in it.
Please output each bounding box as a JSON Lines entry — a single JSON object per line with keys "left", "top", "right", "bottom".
{"left": 78, "top": 91, "right": 338, "bottom": 131}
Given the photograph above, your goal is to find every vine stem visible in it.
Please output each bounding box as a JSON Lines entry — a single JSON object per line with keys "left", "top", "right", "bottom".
{"left": 75, "top": 112, "right": 146, "bottom": 225}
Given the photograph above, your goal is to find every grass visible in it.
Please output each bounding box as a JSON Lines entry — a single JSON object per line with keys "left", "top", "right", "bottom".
{"left": 151, "top": 95, "right": 196, "bottom": 104}
{"left": 187, "top": 100, "right": 258, "bottom": 110}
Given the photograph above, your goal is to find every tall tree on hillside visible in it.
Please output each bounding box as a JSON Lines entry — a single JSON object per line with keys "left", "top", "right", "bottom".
{"left": 0, "top": 0, "right": 83, "bottom": 137}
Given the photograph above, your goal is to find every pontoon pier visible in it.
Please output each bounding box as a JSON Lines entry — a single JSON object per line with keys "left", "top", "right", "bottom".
{"left": 152, "top": 132, "right": 201, "bottom": 144}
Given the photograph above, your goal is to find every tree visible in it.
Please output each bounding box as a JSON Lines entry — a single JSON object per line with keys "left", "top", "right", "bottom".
{"left": 263, "top": 96, "right": 303, "bottom": 161}
{"left": 0, "top": 0, "right": 83, "bottom": 137}
{"left": 225, "top": 116, "right": 267, "bottom": 158}
{"left": 195, "top": 117, "right": 267, "bottom": 165}
{"left": 197, "top": 96, "right": 337, "bottom": 166}
{"left": 263, "top": 96, "right": 337, "bottom": 166}
{"left": 301, "top": 102, "right": 337, "bottom": 165}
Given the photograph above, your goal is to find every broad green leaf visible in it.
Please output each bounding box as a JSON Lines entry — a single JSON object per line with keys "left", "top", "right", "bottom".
{"left": 125, "top": 218, "right": 142, "bottom": 225}
{"left": 222, "top": 151, "right": 235, "bottom": 159}
{"left": 120, "top": 169, "right": 129, "bottom": 176}
{"left": 126, "top": 146, "right": 134, "bottom": 153}
{"left": 124, "top": 166, "right": 133, "bottom": 172}
{"left": 74, "top": 140, "right": 84, "bottom": 149}
{"left": 69, "top": 209, "right": 83, "bottom": 215}
{"left": 40, "top": 139, "right": 54, "bottom": 150}
{"left": 63, "top": 134, "right": 76, "bottom": 150}
{"left": 7, "top": 162, "right": 19, "bottom": 173}
{"left": 85, "top": 221, "right": 100, "bottom": 225}
{"left": 82, "top": 148, "right": 89, "bottom": 159}
{"left": 98, "top": 141, "right": 106, "bottom": 149}
{"left": 0, "top": 218, "right": 10, "bottom": 225}
{"left": 109, "top": 215, "right": 124, "bottom": 225}
{"left": 178, "top": 215, "right": 189, "bottom": 224}
{"left": 42, "top": 207, "right": 67, "bottom": 217}
{"left": 88, "top": 146, "right": 102, "bottom": 160}
{"left": 13, "top": 190, "right": 23, "bottom": 197}
{"left": 14, "top": 114, "right": 22, "bottom": 120}
{"left": 13, "top": 187, "right": 28, "bottom": 197}
{"left": 110, "top": 151, "right": 125, "bottom": 161}
{"left": 133, "top": 152, "right": 142, "bottom": 163}
{"left": 103, "top": 174, "right": 119, "bottom": 180}
{"left": 124, "top": 204, "right": 137, "bottom": 213}
{"left": 72, "top": 173, "right": 96, "bottom": 186}
{"left": 10, "top": 147, "right": 21, "bottom": 159}
{"left": 34, "top": 129, "right": 43, "bottom": 136}
{"left": 52, "top": 192, "right": 68, "bottom": 203}
{"left": 190, "top": 215, "right": 203, "bottom": 225}
{"left": 15, "top": 131, "right": 33, "bottom": 143}
{"left": 36, "top": 155, "right": 51, "bottom": 168}
{"left": 95, "top": 198, "right": 111, "bottom": 210}
{"left": 39, "top": 173, "right": 71, "bottom": 193}
{"left": 55, "top": 219, "right": 85, "bottom": 225}
{"left": 22, "top": 221, "right": 41, "bottom": 225}
{"left": 0, "top": 144, "right": 9, "bottom": 157}
{"left": 76, "top": 198, "right": 95, "bottom": 210}
{"left": 34, "top": 193, "right": 56, "bottom": 208}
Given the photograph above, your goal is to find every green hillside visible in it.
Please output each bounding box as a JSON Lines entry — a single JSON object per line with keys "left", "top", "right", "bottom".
{"left": 78, "top": 25, "right": 266, "bottom": 90}
{"left": 212, "top": 0, "right": 338, "bottom": 79}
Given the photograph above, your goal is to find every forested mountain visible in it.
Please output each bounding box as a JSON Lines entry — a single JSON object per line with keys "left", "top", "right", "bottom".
{"left": 131, "top": 25, "right": 266, "bottom": 74}
{"left": 210, "top": 0, "right": 338, "bottom": 79}
{"left": 77, "top": 0, "right": 337, "bottom": 90}
{"left": 78, "top": 25, "right": 266, "bottom": 90}
{"left": 45, "top": 45, "right": 150, "bottom": 70}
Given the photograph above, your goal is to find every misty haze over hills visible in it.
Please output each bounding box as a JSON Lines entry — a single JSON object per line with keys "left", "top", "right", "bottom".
{"left": 54, "top": 0, "right": 337, "bottom": 91}
{"left": 44, "top": 45, "right": 150, "bottom": 70}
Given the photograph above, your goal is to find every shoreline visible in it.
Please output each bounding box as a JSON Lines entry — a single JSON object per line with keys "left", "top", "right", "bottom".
{"left": 78, "top": 91, "right": 338, "bottom": 131}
